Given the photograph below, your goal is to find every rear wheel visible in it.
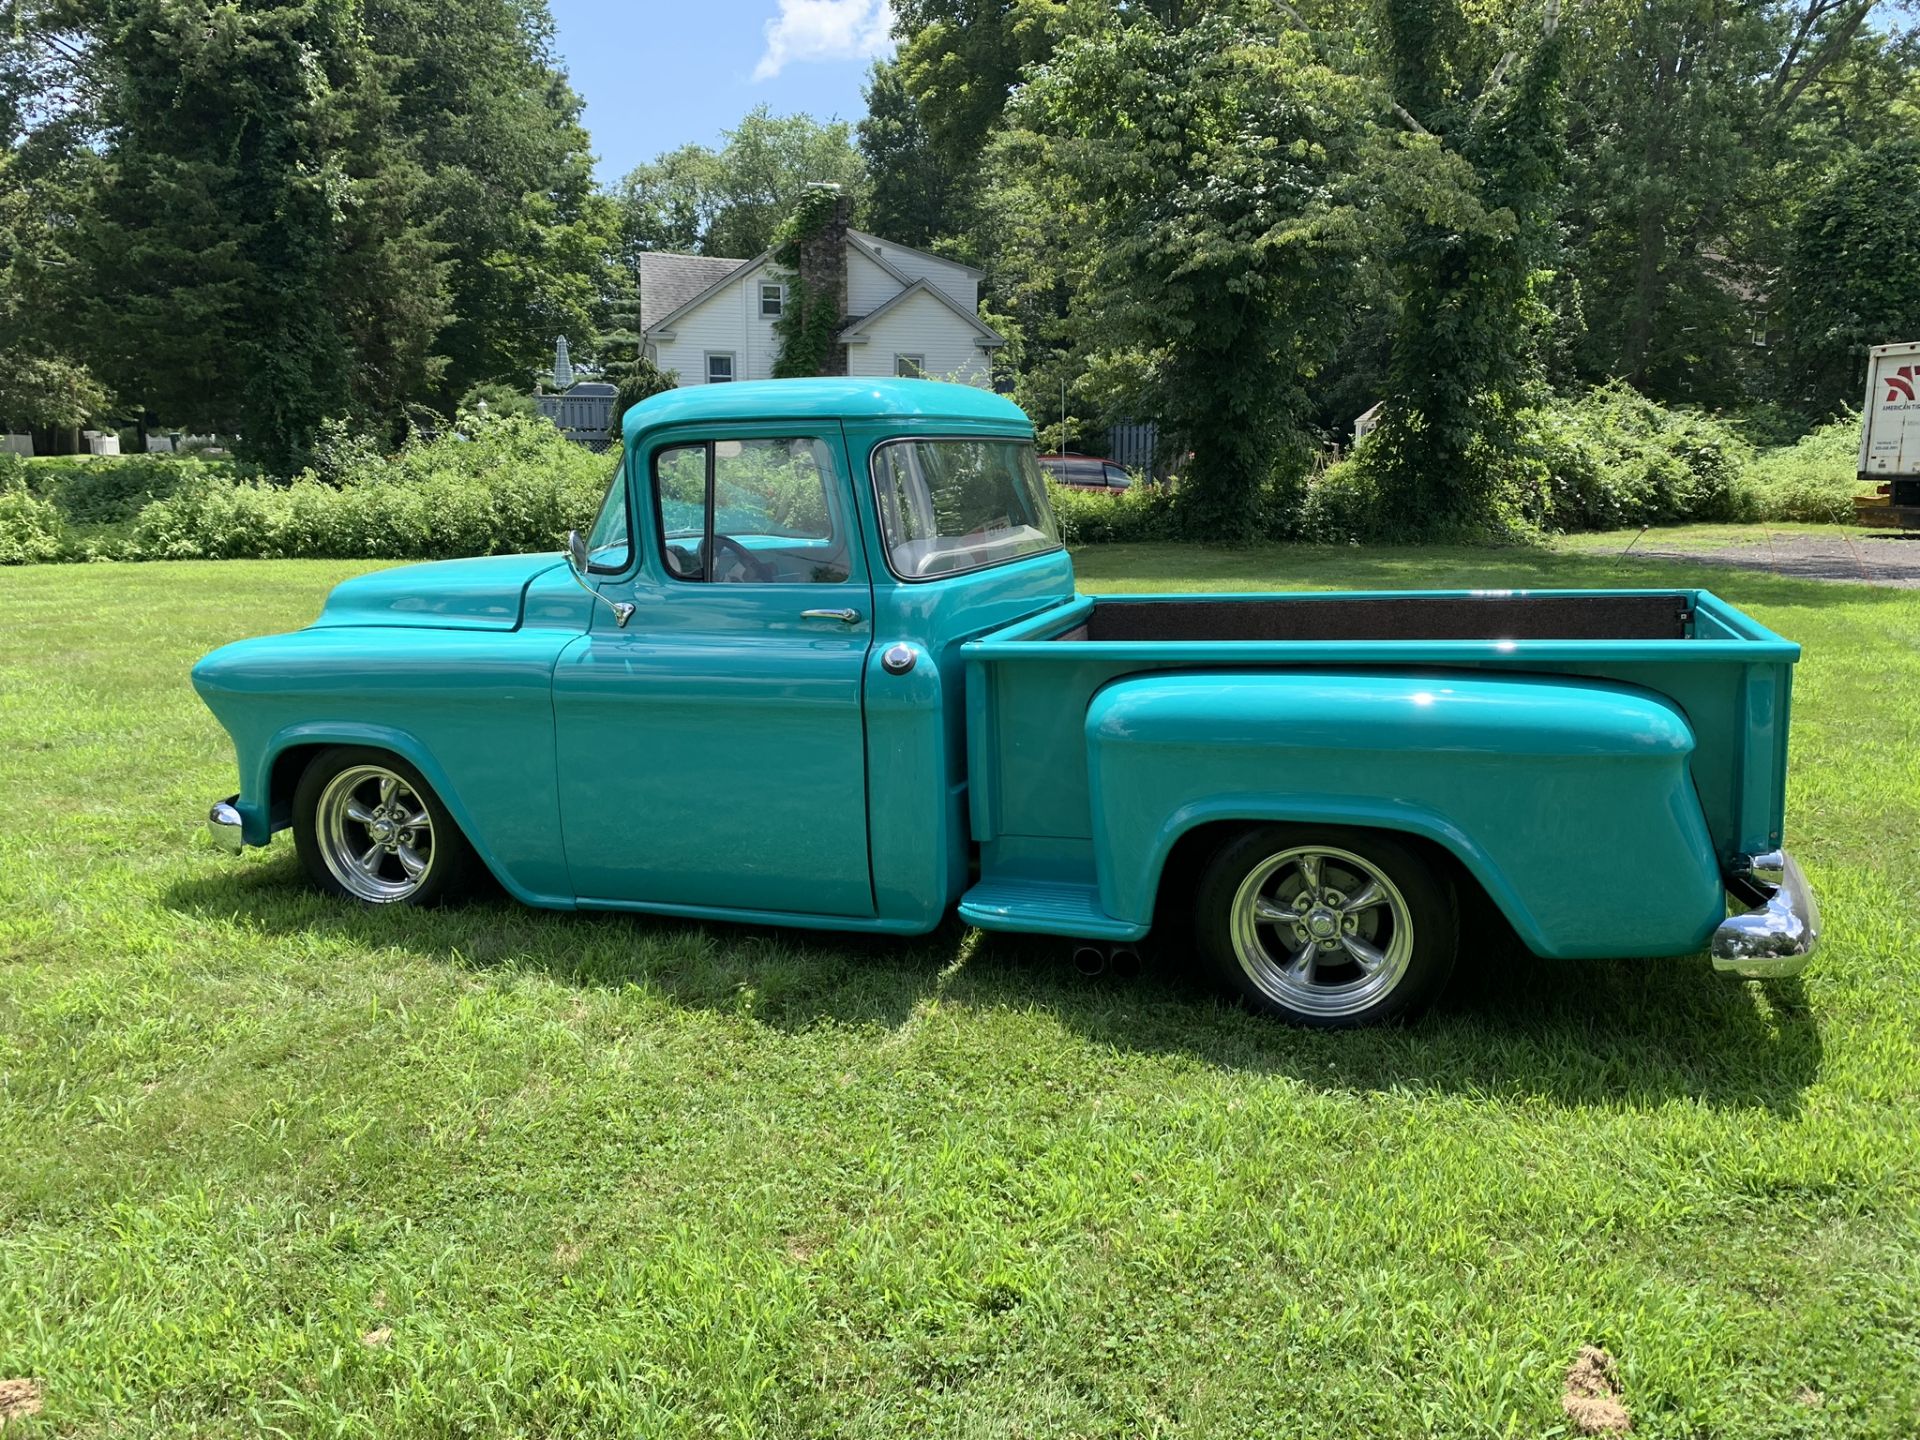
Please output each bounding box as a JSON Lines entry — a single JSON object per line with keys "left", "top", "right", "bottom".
{"left": 292, "top": 747, "right": 479, "bottom": 906}
{"left": 1194, "top": 825, "right": 1456, "bottom": 1027}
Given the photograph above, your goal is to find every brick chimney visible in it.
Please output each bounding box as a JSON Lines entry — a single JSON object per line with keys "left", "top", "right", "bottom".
{"left": 795, "top": 184, "right": 852, "bottom": 376}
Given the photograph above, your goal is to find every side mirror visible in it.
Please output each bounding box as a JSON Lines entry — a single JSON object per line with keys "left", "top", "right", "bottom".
{"left": 563, "top": 529, "right": 635, "bottom": 630}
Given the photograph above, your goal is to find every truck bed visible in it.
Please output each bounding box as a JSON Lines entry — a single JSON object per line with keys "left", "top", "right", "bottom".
{"left": 956, "top": 587, "right": 1799, "bottom": 940}
{"left": 1056, "top": 591, "right": 1691, "bottom": 643}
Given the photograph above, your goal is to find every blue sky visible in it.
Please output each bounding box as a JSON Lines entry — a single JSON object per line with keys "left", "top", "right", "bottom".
{"left": 548, "top": 0, "right": 893, "bottom": 182}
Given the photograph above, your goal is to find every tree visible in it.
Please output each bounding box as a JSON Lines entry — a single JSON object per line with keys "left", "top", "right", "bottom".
{"left": 0, "top": 1, "right": 111, "bottom": 436}
{"left": 1363, "top": 0, "right": 1567, "bottom": 533}
{"left": 79, "top": 0, "right": 371, "bottom": 471}
{"left": 1555, "top": 0, "right": 1894, "bottom": 403}
{"left": 373, "top": 0, "right": 617, "bottom": 405}
{"left": 1782, "top": 136, "right": 1920, "bottom": 411}
{"left": 611, "top": 107, "right": 865, "bottom": 265}
{"left": 1009, "top": 11, "right": 1372, "bottom": 541}
{"left": 859, "top": 60, "right": 970, "bottom": 249}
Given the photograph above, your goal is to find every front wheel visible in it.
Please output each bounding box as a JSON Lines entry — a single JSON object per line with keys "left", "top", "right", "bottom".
{"left": 292, "top": 747, "right": 480, "bottom": 906}
{"left": 1194, "top": 825, "right": 1457, "bottom": 1027}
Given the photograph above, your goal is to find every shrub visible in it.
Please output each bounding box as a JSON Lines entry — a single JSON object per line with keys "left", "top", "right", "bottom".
{"left": 128, "top": 413, "right": 608, "bottom": 561}
{"left": 1297, "top": 457, "right": 1380, "bottom": 543}
{"left": 23, "top": 454, "right": 226, "bottom": 526}
{"left": 1045, "top": 479, "right": 1179, "bottom": 544}
{"left": 1742, "top": 415, "right": 1865, "bottom": 523}
{"left": 0, "top": 464, "right": 63, "bottom": 564}
{"left": 1533, "top": 383, "right": 1754, "bottom": 531}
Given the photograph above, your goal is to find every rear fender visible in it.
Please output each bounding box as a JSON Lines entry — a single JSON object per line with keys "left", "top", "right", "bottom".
{"left": 1086, "top": 671, "right": 1726, "bottom": 959}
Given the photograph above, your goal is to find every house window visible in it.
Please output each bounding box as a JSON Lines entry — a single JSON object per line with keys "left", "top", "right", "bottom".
{"left": 706, "top": 353, "right": 735, "bottom": 384}
{"left": 1750, "top": 309, "right": 1770, "bottom": 347}
{"left": 760, "top": 283, "right": 785, "bottom": 318}
{"left": 894, "top": 354, "right": 926, "bottom": 378}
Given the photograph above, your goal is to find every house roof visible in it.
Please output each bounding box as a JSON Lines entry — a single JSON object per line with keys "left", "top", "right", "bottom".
{"left": 848, "top": 230, "right": 986, "bottom": 280}
{"left": 840, "top": 278, "right": 1005, "bottom": 347}
{"left": 638, "top": 252, "right": 754, "bottom": 332}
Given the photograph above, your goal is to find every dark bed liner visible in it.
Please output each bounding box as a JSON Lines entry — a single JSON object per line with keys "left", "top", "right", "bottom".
{"left": 1068, "top": 593, "right": 1693, "bottom": 643}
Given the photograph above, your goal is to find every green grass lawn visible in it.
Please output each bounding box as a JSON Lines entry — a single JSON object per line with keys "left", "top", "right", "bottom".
{"left": 3, "top": 546, "right": 1917, "bottom": 1438}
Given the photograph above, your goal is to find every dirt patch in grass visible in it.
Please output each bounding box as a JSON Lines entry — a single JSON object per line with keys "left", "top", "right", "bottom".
{"left": 0, "top": 1380, "right": 43, "bottom": 1424}
{"left": 1562, "top": 1346, "right": 1631, "bottom": 1434}
{"left": 360, "top": 1327, "right": 392, "bottom": 1348}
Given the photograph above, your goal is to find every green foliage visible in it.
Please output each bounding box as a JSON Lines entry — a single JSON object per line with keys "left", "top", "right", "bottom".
{"left": 126, "top": 414, "right": 605, "bottom": 561}
{"left": 20, "top": 454, "right": 218, "bottom": 526}
{"left": 458, "top": 383, "right": 541, "bottom": 423}
{"left": 1744, "top": 414, "right": 1868, "bottom": 522}
{"left": 1529, "top": 384, "right": 1753, "bottom": 531}
{"left": 858, "top": 60, "right": 972, "bottom": 249}
{"left": 609, "top": 360, "right": 679, "bottom": 437}
{"left": 1783, "top": 138, "right": 1920, "bottom": 413}
{"left": 1009, "top": 12, "right": 1372, "bottom": 544}
{"left": 1044, "top": 480, "right": 1177, "bottom": 545}
{"left": 613, "top": 107, "right": 866, "bottom": 264}
{"left": 1368, "top": 0, "right": 1567, "bottom": 535}
{"left": 770, "top": 189, "right": 847, "bottom": 380}
{"left": 0, "top": 458, "right": 62, "bottom": 563}
{"left": 0, "top": 349, "right": 111, "bottom": 432}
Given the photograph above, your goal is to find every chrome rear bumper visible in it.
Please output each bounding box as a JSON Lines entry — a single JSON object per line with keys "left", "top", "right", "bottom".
{"left": 1711, "top": 850, "right": 1820, "bottom": 979}
{"left": 208, "top": 796, "right": 245, "bottom": 854}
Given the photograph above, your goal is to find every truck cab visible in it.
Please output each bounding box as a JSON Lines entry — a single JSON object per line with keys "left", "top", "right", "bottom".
{"left": 195, "top": 379, "right": 1819, "bottom": 1027}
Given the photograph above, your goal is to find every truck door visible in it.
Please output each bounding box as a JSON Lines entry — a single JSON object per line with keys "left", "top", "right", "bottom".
{"left": 551, "top": 424, "right": 876, "bottom": 916}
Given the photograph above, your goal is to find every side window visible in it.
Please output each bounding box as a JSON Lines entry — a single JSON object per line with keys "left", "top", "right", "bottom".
{"left": 894, "top": 354, "right": 926, "bottom": 378}
{"left": 1103, "top": 464, "right": 1132, "bottom": 489}
{"left": 652, "top": 438, "right": 851, "bottom": 585}
{"left": 706, "top": 353, "right": 734, "bottom": 384}
{"left": 760, "top": 283, "right": 784, "bottom": 318}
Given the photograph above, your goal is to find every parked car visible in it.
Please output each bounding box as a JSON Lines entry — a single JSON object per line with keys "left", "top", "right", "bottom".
{"left": 1038, "top": 453, "right": 1133, "bottom": 491}
{"left": 195, "top": 379, "right": 1818, "bottom": 1027}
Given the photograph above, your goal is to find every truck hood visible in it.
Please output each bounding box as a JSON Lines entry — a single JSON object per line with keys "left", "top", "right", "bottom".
{"left": 311, "top": 553, "right": 569, "bottom": 631}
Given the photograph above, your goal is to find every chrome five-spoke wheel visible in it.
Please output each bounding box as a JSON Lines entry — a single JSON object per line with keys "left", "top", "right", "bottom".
{"left": 1195, "top": 825, "right": 1457, "bottom": 1027}
{"left": 1229, "top": 846, "right": 1413, "bottom": 1019}
{"left": 316, "top": 764, "right": 436, "bottom": 901}
{"left": 293, "top": 747, "right": 478, "bottom": 907}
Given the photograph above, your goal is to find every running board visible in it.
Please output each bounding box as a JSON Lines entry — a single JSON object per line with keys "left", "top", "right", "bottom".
{"left": 958, "top": 876, "right": 1146, "bottom": 941}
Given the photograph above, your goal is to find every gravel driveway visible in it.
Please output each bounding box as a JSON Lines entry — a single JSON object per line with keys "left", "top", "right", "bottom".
{"left": 1626, "top": 530, "right": 1920, "bottom": 588}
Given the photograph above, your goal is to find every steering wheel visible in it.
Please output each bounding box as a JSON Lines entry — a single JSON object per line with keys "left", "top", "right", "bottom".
{"left": 707, "top": 533, "right": 777, "bottom": 583}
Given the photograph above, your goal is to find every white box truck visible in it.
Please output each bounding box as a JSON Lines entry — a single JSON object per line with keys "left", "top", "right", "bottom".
{"left": 1858, "top": 340, "right": 1920, "bottom": 529}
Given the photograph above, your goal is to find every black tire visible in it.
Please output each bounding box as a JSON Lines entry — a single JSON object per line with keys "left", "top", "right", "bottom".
{"left": 1193, "top": 824, "right": 1457, "bottom": 1027}
{"left": 291, "top": 746, "right": 481, "bottom": 906}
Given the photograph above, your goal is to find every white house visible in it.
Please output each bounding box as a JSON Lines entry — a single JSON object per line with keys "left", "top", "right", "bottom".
{"left": 638, "top": 224, "right": 1003, "bottom": 388}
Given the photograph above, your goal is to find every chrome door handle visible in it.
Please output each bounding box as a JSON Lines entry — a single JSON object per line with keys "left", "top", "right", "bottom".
{"left": 800, "top": 608, "right": 862, "bottom": 624}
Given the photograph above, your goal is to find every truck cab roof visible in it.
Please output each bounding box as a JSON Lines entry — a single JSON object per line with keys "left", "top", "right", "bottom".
{"left": 621, "top": 377, "right": 1030, "bottom": 444}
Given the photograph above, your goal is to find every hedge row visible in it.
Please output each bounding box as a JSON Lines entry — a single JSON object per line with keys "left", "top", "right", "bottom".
{"left": 0, "top": 391, "right": 1872, "bottom": 565}
{"left": 1, "top": 415, "right": 609, "bottom": 563}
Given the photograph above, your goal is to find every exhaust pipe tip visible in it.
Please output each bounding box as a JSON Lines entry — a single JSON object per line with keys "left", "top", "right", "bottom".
{"left": 1109, "top": 945, "right": 1143, "bottom": 980}
{"left": 1071, "top": 944, "right": 1107, "bottom": 977}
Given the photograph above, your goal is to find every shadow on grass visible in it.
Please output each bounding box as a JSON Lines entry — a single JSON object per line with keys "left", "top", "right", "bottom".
{"left": 167, "top": 859, "right": 1820, "bottom": 1118}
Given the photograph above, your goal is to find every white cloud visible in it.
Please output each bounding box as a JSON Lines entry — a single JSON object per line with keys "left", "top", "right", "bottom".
{"left": 752, "top": 0, "right": 894, "bottom": 81}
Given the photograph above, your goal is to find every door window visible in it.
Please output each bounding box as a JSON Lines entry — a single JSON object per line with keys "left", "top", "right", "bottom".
{"left": 652, "top": 437, "right": 851, "bottom": 584}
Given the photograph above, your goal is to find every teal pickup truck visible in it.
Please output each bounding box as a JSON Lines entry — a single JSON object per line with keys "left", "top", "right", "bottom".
{"left": 194, "top": 379, "right": 1818, "bottom": 1026}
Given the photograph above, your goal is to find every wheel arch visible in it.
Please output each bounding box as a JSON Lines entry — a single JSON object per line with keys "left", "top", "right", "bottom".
{"left": 1140, "top": 800, "right": 1539, "bottom": 954}
{"left": 257, "top": 724, "right": 549, "bottom": 906}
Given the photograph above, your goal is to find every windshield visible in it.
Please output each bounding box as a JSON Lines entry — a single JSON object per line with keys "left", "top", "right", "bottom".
{"left": 584, "top": 456, "right": 631, "bottom": 572}
{"left": 871, "top": 438, "right": 1062, "bottom": 580}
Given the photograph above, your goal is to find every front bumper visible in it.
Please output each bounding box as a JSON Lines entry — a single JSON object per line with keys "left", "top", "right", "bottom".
{"left": 208, "top": 796, "right": 245, "bottom": 854}
{"left": 1711, "top": 850, "right": 1820, "bottom": 979}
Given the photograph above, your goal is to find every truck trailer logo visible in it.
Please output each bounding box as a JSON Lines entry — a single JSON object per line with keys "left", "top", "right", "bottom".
{"left": 1887, "top": 365, "right": 1919, "bottom": 402}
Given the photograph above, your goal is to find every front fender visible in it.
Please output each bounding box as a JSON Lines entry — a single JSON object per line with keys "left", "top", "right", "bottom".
{"left": 192, "top": 627, "right": 577, "bottom": 907}
{"left": 1085, "top": 671, "right": 1726, "bottom": 959}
